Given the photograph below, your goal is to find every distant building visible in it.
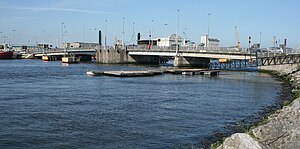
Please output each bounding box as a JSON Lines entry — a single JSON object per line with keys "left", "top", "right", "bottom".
{"left": 136, "top": 34, "right": 196, "bottom": 49}
{"left": 37, "top": 43, "right": 53, "bottom": 49}
{"left": 157, "top": 34, "right": 187, "bottom": 47}
{"left": 200, "top": 35, "right": 220, "bottom": 48}
{"left": 60, "top": 42, "right": 99, "bottom": 49}
{"left": 138, "top": 40, "right": 158, "bottom": 46}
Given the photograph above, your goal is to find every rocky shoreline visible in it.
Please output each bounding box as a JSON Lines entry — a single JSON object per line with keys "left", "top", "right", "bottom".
{"left": 216, "top": 64, "right": 300, "bottom": 149}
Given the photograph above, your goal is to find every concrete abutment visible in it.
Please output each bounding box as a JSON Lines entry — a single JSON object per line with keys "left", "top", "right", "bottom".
{"left": 96, "top": 49, "right": 159, "bottom": 65}
{"left": 174, "top": 56, "right": 210, "bottom": 68}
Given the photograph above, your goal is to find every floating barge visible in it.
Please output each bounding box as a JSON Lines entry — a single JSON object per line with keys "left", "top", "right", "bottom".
{"left": 86, "top": 70, "right": 163, "bottom": 77}
{"left": 163, "top": 68, "right": 204, "bottom": 74}
{"left": 87, "top": 69, "right": 220, "bottom": 77}
{"left": 163, "top": 68, "right": 220, "bottom": 76}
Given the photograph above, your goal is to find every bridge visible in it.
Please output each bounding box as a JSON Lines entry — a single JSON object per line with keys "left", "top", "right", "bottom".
{"left": 32, "top": 46, "right": 299, "bottom": 69}
{"left": 33, "top": 48, "right": 96, "bottom": 61}
{"left": 127, "top": 49, "right": 254, "bottom": 67}
{"left": 96, "top": 46, "right": 255, "bottom": 67}
{"left": 97, "top": 46, "right": 300, "bottom": 69}
{"left": 127, "top": 49, "right": 253, "bottom": 60}
{"left": 209, "top": 53, "right": 300, "bottom": 69}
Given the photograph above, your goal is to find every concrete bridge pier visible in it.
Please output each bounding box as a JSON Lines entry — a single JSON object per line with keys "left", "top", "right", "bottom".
{"left": 96, "top": 49, "right": 160, "bottom": 65}
{"left": 96, "top": 49, "right": 129, "bottom": 64}
{"left": 174, "top": 56, "right": 210, "bottom": 68}
{"left": 129, "top": 55, "right": 160, "bottom": 65}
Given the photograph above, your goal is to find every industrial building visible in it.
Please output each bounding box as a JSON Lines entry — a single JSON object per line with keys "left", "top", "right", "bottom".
{"left": 60, "top": 42, "right": 99, "bottom": 49}
{"left": 136, "top": 34, "right": 195, "bottom": 49}
{"left": 200, "top": 35, "right": 220, "bottom": 48}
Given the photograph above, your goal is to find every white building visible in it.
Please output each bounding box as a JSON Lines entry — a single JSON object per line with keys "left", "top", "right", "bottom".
{"left": 200, "top": 35, "right": 220, "bottom": 48}
{"left": 157, "top": 34, "right": 181, "bottom": 47}
{"left": 157, "top": 34, "right": 195, "bottom": 48}
{"left": 60, "top": 42, "right": 99, "bottom": 49}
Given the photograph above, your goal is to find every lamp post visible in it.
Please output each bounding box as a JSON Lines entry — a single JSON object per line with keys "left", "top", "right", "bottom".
{"left": 164, "top": 24, "right": 168, "bottom": 38}
{"left": 164, "top": 24, "right": 168, "bottom": 50}
{"left": 94, "top": 28, "right": 98, "bottom": 49}
{"left": 207, "top": 13, "right": 211, "bottom": 48}
{"left": 0, "top": 32, "right": 3, "bottom": 44}
{"left": 132, "top": 21, "right": 135, "bottom": 45}
{"left": 176, "top": 9, "right": 179, "bottom": 55}
{"left": 105, "top": 19, "right": 107, "bottom": 49}
{"left": 208, "top": 13, "right": 210, "bottom": 38}
{"left": 259, "top": 32, "right": 262, "bottom": 47}
{"left": 12, "top": 30, "right": 16, "bottom": 46}
{"left": 61, "top": 22, "right": 64, "bottom": 48}
{"left": 151, "top": 19, "right": 154, "bottom": 49}
{"left": 122, "top": 17, "right": 125, "bottom": 49}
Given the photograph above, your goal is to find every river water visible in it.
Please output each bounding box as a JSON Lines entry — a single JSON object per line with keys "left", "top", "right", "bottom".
{"left": 0, "top": 60, "right": 283, "bottom": 148}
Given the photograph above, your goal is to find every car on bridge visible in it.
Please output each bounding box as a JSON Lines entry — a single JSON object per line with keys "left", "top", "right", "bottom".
{"left": 267, "top": 47, "right": 284, "bottom": 53}
{"left": 255, "top": 47, "right": 283, "bottom": 54}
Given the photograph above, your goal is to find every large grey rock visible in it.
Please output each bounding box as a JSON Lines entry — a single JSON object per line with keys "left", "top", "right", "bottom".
{"left": 217, "top": 133, "right": 261, "bottom": 149}
{"left": 252, "top": 98, "right": 300, "bottom": 149}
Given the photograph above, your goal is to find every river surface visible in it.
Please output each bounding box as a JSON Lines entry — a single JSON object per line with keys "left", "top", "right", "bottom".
{"left": 0, "top": 60, "right": 283, "bottom": 148}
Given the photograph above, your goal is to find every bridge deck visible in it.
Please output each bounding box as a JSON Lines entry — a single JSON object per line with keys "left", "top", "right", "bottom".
{"left": 128, "top": 50, "right": 254, "bottom": 60}
{"left": 34, "top": 49, "right": 96, "bottom": 57}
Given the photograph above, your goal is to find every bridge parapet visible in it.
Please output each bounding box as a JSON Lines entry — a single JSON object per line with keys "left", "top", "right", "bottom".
{"left": 126, "top": 45, "right": 249, "bottom": 52}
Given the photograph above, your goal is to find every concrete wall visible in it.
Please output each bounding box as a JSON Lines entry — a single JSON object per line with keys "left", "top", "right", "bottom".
{"left": 129, "top": 55, "right": 160, "bottom": 64}
{"left": 97, "top": 49, "right": 129, "bottom": 64}
{"left": 174, "top": 56, "right": 210, "bottom": 68}
{"left": 96, "top": 49, "right": 159, "bottom": 64}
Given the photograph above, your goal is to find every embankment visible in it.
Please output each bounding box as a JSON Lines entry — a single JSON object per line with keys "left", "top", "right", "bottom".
{"left": 216, "top": 64, "right": 300, "bottom": 149}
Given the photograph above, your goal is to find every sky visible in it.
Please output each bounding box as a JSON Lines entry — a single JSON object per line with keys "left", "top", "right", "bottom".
{"left": 0, "top": 0, "right": 299, "bottom": 48}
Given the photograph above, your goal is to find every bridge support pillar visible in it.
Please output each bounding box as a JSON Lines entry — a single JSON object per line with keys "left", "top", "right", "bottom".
{"left": 174, "top": 56, "right": 210, "bottom": 68}
{"left": 96, "top": 49, "right": 159, "bottom": 64}
{"left": 96, "top": 49, "right": 132, "bottom": 64}
{"left": 129, "top": 55, "right": 160, "bottom": 64}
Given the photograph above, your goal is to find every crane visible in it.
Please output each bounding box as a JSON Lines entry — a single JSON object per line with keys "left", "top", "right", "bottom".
{"left": 235, "top": 26, "right": 241, "bottom": 49}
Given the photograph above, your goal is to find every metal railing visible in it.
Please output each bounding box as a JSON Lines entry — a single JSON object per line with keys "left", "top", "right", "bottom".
{"left": 126, "top": 45, "right": 252, "bottom": 54}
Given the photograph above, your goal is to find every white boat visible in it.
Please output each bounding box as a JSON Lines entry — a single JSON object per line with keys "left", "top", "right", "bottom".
{"left": 86, "top": 71, "right": 96, "bottom": 76}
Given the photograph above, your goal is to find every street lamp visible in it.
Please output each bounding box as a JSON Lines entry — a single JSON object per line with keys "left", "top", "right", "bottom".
{"left": 12, "top": 30, "right": 16, "bottom": 46}
{"left": 164, "top": 24, "right": 168, "bottom": 38}
{"left": 176, "top": 9, "right": 179, "bottom": 55}
{"left": 151, "top": 19, "right": 154, "bottom": 49}
{"left": 61, "top": 22, "right": 64, "bottom": 48}
{"left": 164, "top": 24, "right": 168, "bottom": 50}
{"left": 105, "top": 19, "right": 107, "bottom": 49}
{"left": 42, "top": 29, "right": 46, "bottom": 43}
{"left": 208, "top": 13, "right": 211, "bottom": 38}
{"left": 259, "top": 32, "right": 262, "bottom": 47}
{"left": 122, "top": 17, "right": 125, "bottom": 49}
{"left": 0, "top": 32, "right": 3, "bottom": 44}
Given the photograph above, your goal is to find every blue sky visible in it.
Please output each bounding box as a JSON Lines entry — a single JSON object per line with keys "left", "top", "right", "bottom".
{"left": 0, "top": 0, "right": 299, "bottom": 48}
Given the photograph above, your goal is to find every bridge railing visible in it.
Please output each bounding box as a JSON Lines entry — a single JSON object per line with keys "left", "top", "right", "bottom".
{"left": 127, "top": 45, "right": 251, "bottom": 54}
{"left": 209, "top": 60, "right": 257, "bottom": 70}
{"left": 28, "top": 48, "right": 98, "bottom": 54}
